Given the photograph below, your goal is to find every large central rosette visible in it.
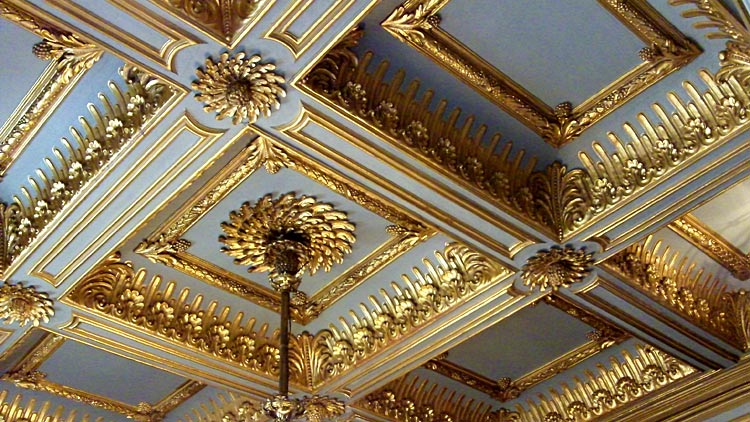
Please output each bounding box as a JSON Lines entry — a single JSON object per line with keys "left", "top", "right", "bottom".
{"left": 219, "top": 193, "right": 356, "bottom": 291}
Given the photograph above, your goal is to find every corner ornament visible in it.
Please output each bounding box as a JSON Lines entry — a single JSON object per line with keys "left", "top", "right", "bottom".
{"left": 521, "top": 246, "right": 594, "bottom": 292}
{"left": 193, "top": 52, "right": 286, "bottom": 124}
{"left": 0, "top": 281, "right": 54, "bottom": 326}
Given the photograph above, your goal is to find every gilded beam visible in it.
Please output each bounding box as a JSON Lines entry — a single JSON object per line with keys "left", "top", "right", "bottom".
{"left": 669, "top": 213, "right": 750, "bottom": 280}
{"left": 603, "top": 234, "right": 750, "bottom": 351}
{"left": 67, "top": 242, "right": 510, "bottom": 389}
{"left": 0, "top": 0, "right": 102, "bottom": 176}
{"left": 381, "top": 0, "right": 700, "bottom": 146}
{"left": 0, "top": 65, "right": 176, "bottom": 279}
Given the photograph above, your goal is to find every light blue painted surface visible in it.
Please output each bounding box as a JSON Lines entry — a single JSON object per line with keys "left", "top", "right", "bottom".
{"left": 0, "top": 21, "right": 49, "bottom": 126}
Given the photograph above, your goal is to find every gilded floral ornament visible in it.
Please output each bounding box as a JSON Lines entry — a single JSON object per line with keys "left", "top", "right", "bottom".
{"left": 521, "top": 246, "right": 594, "bottom": 292}
{"left": 193, "top": 52, "right": 286, "bottom": 124}
{"left": 0, "top": 282, "right": 53, "bottom": 326}
{"left": 219, "top": 193, "right": 356, "bottom": 278}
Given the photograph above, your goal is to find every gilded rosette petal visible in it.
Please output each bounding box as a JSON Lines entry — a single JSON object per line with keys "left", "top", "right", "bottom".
{"left": 0, "top": 281, "right": 54, "bottom": 326}
{"left": 193, "top": 52, "right": 286, "bottom": 124}
{"left": 220, "top": 193, "right": 355, "bottom": 277}
{"left": 521, "top": 246, "right": 594, "bottom": 292}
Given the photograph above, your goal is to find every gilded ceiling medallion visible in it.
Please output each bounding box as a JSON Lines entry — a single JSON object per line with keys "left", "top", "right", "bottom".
{"left": 0, "top": 281, "right": 53, "bottom": 326}
{"left": 193, "top": 52, "right": 286, "bottom": 124}
{"left": 521, "top": 246, "right": 594, "bottom": 292}
{"left": 219, "top": 193, "right": 356, "bottom": 282}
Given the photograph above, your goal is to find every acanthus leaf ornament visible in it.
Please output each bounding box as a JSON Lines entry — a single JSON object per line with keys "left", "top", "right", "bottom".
{"left": 0, "top": 281, "right": 54, "bottom": 326}
{"left": 193, "top": 52, "right": 286, "bottom": 124}
{"left": 521, "top": 246, "right": 594, "bottom": 292}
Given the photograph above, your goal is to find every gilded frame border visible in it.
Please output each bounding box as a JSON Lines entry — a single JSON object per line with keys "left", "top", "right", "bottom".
{"left": 135, "top": 134, "right": 434, "bottom": 324}
{"left": 381, "top": 0, "right": 701, "bottom": 146}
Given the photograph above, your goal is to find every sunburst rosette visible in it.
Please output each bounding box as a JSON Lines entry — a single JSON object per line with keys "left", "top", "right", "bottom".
{"left": 193, "top": 52, "right": 286, "bottom": 124}
{"left": 219, "top": 193, "right": 356, "bottom": 278}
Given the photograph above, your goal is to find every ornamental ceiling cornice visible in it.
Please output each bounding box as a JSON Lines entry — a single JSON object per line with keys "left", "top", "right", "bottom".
{"left": 64, "top": 242, "right": 512, "bottom": 390}
{"left": 298, "top": 0, "right": 750, "bottom": 242}
{"left": 0, "top": 66, "right": 178, "bottom": 280}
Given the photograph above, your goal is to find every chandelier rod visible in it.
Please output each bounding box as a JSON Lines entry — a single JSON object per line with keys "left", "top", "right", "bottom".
{"left": 279, "top": 287, "right": 290, "bottom": 397}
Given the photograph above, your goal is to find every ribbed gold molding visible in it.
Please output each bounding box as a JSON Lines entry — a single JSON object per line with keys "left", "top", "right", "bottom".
{"left": 2, "top": 332, "right": 205, "bottom": 421}
{"left": 361, "top": 345, "right": 695, "bottom": 422}
{"left": 0, "top": 66, "right": 175, "bottom": 278}
{"left": 669, "top": 214, "right": 750, "bottom": 280}
{"left": 0, "top": 0, "right": 102, "bottom": 175}
{"left": 302, "top": 0, "right": 750, "bottom": 241}
{"left": 177, "top": 392, "right": 263, "bottom": 422}
{"left": 382, "top": 0, "right": 700, "bottom": 146}
{"left": 66, "top": 243, "right": 510, "bottom": 389}
{"left": 0, "top": 389, "right": 104, "bottom": 422}
{"left": 603, "top": 234, "right": 750, "bottom": 350}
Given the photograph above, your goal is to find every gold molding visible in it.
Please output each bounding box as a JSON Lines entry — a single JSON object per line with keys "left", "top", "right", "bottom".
{"left": 147, "top": 0, "right": 275, "bottom": 48}
{"left": 423, "top": 295, "right": 628, "bottom": 402}
{"left": 134, "top": 135, "right": 432, "bottom": 323}
{"left": 669, "top": 213, "right": 750, "bottom": 280}
{"left": 381, "top": 0, "right": 701, "bottom": 146}
{"left": 2, "top": 331, "right": 205, "bottom": 421}
{"left": 362, "top": 345, "right": 696, "bottom": 422}
{"left": 67, "top": 242, "right": 510, "bottom": 389}
{"left": 45, "top": 0, "right": 195, "bottom": 71}
{"left": 0, "top": 389, "right": 102, "bottom": 422}
{"left": 301, "top": 22, "right": 750, "bottom": 240}
{"left": 603, "top": 234, "right": 750, "bottom": 351}
{"left": 0, "top": 0, "right": 102, "bottom": 176}
{"left": 176, "top": 392, "right": 264, "bottom": 422}
{"left": 0, "top": 281, "right": 54, "bottom": 327}
{"left": 0, "top": 65, "right": 176, "bottom": 280}
{"left": 264, "top": 0, "right": 357, "bottom": 59}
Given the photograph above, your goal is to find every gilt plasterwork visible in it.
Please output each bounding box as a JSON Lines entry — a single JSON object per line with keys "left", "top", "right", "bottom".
{"left": 521, "top": 246, "right": 595, "bottom": 292}
{"left": 148, "top": 0, "right": 274, "bottom": 48}
{"left": 361, "top": 345, "right": 695, "bottom": 422}
{"left": 0, "top": 281, "right": 54, "bottom": 327}
{"left": 301, "top": 4, "right": 750, "bottom": 241}
{"left": 66, "top": 243, "right": 510, "bottom": 389}
{"left": 135, "top": 135, "right": 432, "bottom": 323}
{"left": 0, "top": 389, "right": 102, "bottom": 422}
{"left": 604, "top": 234, "right": 750, "bottom": 351}
{"left": 381, "top": 0, "right": 701, "bottom": 146}
{"left": 193, "top": 52, "right": 286, "bottom": 124}
{"left": 0, "top": 0, "right": 102, "bottom": 176}
{"left": 2, "top": 332, "right": 205, "bottom": 421}
{"left": 423, "top": 295, "right": 628, "bottom": 402}
{"left": 669, "top": 213, "right": 750, "bottom": 280}
{"left": 0, "top": 65, "right": 176, "bottom": 280}
{"left": 176, "top": 392, "right": 264, "bottom": 422}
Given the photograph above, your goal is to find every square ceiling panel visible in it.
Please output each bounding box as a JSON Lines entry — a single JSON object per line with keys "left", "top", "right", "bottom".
{"left": 1, "top": 330, "right": 204, "bottom": 420}
{"left": 422, "top": 295, "right": 627, "bottom": 402}
{"left": 135, "top": 135, "right": 432, "bottom": 324}
{"left": 382, "top": 0, "right": 701, "bottom": 146}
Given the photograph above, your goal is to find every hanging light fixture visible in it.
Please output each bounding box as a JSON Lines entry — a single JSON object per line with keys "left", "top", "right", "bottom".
{"left": 220, "top": 193, "right": 356, "bottom": 422}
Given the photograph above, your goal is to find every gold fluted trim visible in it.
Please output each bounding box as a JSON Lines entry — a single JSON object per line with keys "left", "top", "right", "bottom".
{"left": 0, "top": 389, "right": 105, "bottom": 422}
{"left": 381, "top": 0, "right": 701, "bottom": 146}
{"left": 67, "top": 243, "right": 510, "bottom": 389}
{"left": 0, "top": 0, "right": 102, "bottom": 176}
{"left": 1, "top": 65, "right": 175, "bottom": 278}
{"left": 135, "top": 135, "right": 432, "bottom": 323}
{"left": 359, "top": 374, "right": 499, "bottom": 422}
{"left": 176, "top": 392, "right": 263, "bottom": 422}
{"left": 2, "top": 331, "right": 206, "bottom": 421}
{"left": 669, "top": 213, "right": 750, "bottom": 280}
{"left": 504, "top": 344, "right": 697, "bottom": 422}
{"left": 423, "top": 295, "right": 628, "bottom": 402}
{"left": 148, "top": 0, "right": 274, "bottom": 47}
{"left": 603, "top": 234, "right": 750, "bottom": 350}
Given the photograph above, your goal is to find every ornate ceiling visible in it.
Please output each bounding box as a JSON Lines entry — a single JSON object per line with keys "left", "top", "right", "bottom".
{"left": 1, "top": 0, "right": 750, "bottom": 421}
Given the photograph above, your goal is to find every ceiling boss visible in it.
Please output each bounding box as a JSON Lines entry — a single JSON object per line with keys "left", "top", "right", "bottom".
{"left": 193, "top": 52, "right": 286, "bottom": 124}
{"left": 220, "top": 193, "right": 355, "bottom": 421}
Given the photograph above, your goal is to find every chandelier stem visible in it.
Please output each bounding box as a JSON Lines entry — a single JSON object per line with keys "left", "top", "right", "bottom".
{"left": 279, "top": 287, "right": 290, "bottom": 396}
